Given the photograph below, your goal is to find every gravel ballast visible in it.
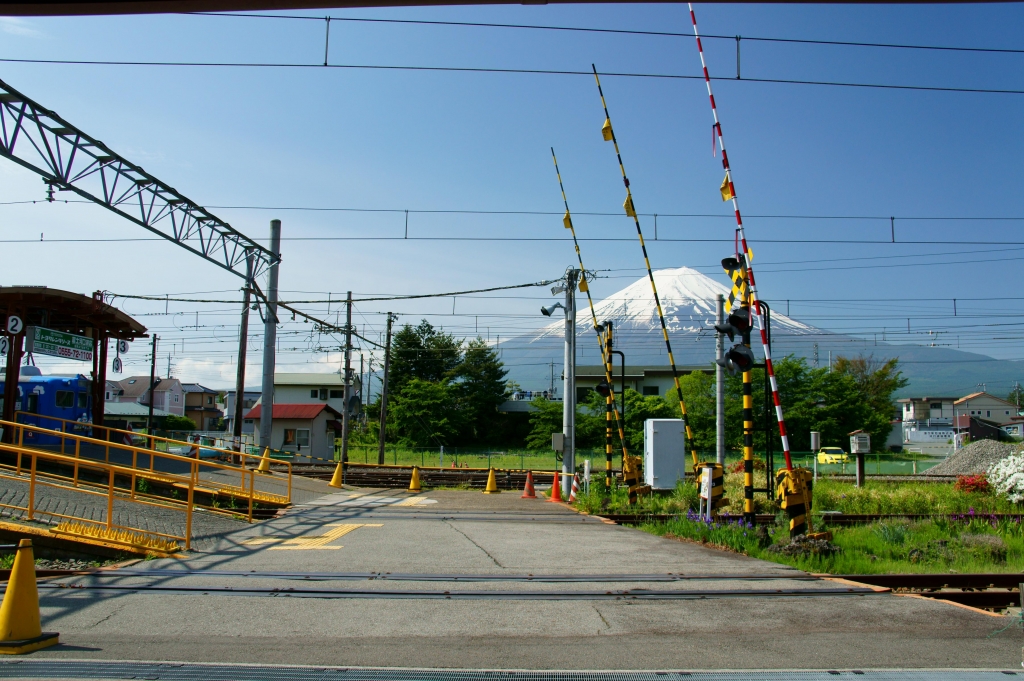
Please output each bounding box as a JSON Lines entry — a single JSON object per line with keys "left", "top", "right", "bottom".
{"left": 924, "top": 439, "right": 1023, "bottom": 476}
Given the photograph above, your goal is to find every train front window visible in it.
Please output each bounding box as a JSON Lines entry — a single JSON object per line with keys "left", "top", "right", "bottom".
{"left": 56, "top": 391, "right": 74, "bottom": 408}
{"left": 77, "top": 393, "right": 88, "bottom": 409}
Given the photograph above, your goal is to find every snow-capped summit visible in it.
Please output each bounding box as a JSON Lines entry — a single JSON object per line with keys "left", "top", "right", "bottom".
{"left": 531, "top": 266, "right": 815, "bottom": 342}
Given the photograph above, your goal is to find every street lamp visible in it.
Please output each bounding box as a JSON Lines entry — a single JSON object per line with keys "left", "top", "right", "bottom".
{"left": 541, "top": 302, "right": 565, "bottom": 317}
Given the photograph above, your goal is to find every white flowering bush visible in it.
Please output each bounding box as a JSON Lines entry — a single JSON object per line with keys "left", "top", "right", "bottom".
{"left": 987, "top": 454, "right": 1024, "bottom": 503}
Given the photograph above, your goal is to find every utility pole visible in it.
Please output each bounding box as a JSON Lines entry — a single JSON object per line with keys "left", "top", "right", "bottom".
{"left": 562, "top": 269, "right": 578, "bottom": 496}
{"left": 377, "top": 312, "right": 395, "bottom": 465}
{"left": 147, "top": 334, "right": 158, "bottom": 445}
{"left": 341, "top": 291, "right": 353, "bottom": 473}
{"left": 259, "top": 219, "right": 282, "bottom": 455}
{"left": 716, "top": 294, "right": 725, "bottom": 466}
{"left": 232, "top": 252, "right": 253, "bottom": 450}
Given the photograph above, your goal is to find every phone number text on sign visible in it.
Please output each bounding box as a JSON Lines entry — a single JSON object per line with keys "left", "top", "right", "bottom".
{"left": 38, "top": 342, "right": 93, "bottom": 362}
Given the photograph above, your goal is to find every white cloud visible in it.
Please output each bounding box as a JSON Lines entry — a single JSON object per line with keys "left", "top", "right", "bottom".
{"left": 0, "top": 17, "right": 42, "bottom": 38}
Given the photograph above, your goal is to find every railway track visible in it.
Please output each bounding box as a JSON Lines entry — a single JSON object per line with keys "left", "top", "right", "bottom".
{"left": 288, "top": 463, "right": 556, "bottom": 490}
{"left": 9, "top": 568, "right": 1020, "bottom": 610}
{"left": 598, "top": 512, "right": 1024, "bottom": 526}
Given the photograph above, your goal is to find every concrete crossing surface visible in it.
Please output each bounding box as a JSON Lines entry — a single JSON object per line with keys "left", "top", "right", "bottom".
{"left": 16, "top": 483, "right": 1023, "bottom": 672}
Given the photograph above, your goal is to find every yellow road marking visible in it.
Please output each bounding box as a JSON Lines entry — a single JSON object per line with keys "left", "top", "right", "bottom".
{"left": 267, "top": 523, "right": 382, "bottom": 551}
{"left": 392, "top": 496, "right": 427, "bottom": 507}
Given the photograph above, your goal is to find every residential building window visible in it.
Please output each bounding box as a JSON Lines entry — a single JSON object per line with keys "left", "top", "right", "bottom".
{"left": 643, "top": 386, "right": 660, "bottom": 396}
{"left": 319, "top": 389, "right": 328, "bottom": 400}
{"left": 330, "top": 389, "right": 344, "bottom": 399}
{"left": 930, "top": 403, "right": 942, "bottom": 410}
{"left": 55, "top": 391, "right": 74, "bottom": 408}
{"left": 987, "top": 411, "right": 991, "bottom": 417}
{"left": 283, "top": 429, "right": 297, "bottom": 446}
{"left": 244, "top": 419, "right": 253, "bottom": 425}
{"left": 174, "top": 394, "right": 179, "bottom": 403}
{"left": 207, "top": 396, "right": 214, "bottom": 405}
{"left": 105, "top": 391, "right": 111, "bottom": 400}
{"left": 310, "top": 389, "right": 318, "bottom": 398}
{"left": 296, "top": 429, "right": 310, "bottom": 447}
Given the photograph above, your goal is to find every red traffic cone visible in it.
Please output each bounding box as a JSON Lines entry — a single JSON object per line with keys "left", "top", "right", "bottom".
{"left": 521, "top": 471, "right": 537, "bottom": 499}
{"left": 568, "top": 473, "right": 580, "bottom": 503}
{"left": 548, "top": 472, "right": 562, "bottom": 503}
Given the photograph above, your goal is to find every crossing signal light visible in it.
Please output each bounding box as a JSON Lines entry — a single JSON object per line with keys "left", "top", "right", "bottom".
{"left": 595, "top": 381, "right": 612, "bottom": 397}
{"left": 716, "top": 344, "right": 755, "bottom": 375}
{"left": 715, "top": 309, "right": 752, "bottom": 341}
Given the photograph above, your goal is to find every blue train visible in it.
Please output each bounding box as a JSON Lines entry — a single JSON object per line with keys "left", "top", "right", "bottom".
{"left": 0, "top": 366, "right": 92, "bottom": 445}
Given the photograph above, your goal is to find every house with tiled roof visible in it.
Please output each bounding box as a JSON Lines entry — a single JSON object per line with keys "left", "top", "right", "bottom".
{"left": 106, "top": 375, "right": 185, "bottom": 417}
{"left": 954, "top": 392, "right": 1019, "bottom": 426}
{"left": 182, "top": 383, "right": 223, "bottom": 431}
{"left": 244, "top": 402, "right": 344, "bottom": 461}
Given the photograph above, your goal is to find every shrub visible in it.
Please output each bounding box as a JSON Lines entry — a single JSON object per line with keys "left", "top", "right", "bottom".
{"left": 954, "top": 474, "right": 990, "bottom": 494}
{"left": 987, "top": 454, "right": 1024, "bottom": 503}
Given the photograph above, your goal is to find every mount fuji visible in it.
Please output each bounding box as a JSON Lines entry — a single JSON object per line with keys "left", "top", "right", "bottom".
{"left": 498, "top": 267, "right": 1021, "bottom": 397}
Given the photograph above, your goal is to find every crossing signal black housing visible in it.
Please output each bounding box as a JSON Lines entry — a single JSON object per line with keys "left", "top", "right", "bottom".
{"left": 595, "top": 381, "right": 612, "bottom": 397}
{"left": 716, "top": 344, "right": 755, "bottom": 375}
{"left": 715, "top": 309, "right": 752, "bottom": 341}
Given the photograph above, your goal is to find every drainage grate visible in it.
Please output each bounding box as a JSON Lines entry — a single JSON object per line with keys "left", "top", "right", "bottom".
{"left": 0, "top": 662, "right": 1017, "bottom": 681}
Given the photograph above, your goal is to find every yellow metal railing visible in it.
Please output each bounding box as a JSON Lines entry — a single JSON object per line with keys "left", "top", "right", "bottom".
{"left": 16, "top": 412, "right": 262, "bottom": 464}
{"left": 0, "top": 418, "right": 291, "bottom": 510}
{"left": 0, "top": 441, "right": 194, "bottom": 551}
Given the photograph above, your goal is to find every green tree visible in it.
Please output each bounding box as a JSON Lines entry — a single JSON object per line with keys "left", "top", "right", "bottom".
{"left": 162, "top": 414, "right": 196, "bottom": 431}
{"left": 834, "top": 356, "right": 909, "bottom": 450}
{"left": 388, "top": 320, "right": 463, "bottom": 395}
{"left": 665, "top": 370, "right": 717, "bottom": 453}
{"left": 388, "top": 378, "right": 466, "bottom": 447}
{"left": 526, "top": 396, "right": 565, "bottom": 450}
{"left": 453, "top": 338, "right": 509, "bottom": 444}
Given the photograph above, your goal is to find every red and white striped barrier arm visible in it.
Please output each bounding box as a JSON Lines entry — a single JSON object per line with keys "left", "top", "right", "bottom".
{"left": 688, "top": 3, "right": 793, "bottom": 470}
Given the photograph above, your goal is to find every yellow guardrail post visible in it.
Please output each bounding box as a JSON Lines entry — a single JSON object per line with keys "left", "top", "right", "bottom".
{"left": 186, "top": 460, "right": 194, "bottom": 550}
{"left": 287, "top": 461, "right": 292, "bottom": 503}
{"left": 27, "top": 453, "right": 36, "bottom": 521}
{"left": 73, "top": 439, "right": 80, "bottom": 487}
{"left": 106, "top": 469, "right": 115, "bottom": 531}
{"left": 16, "top": 426, "right": 23, "bottom": 475}
{"left": 248, "top": 469, "right": 254, "bottom": 523}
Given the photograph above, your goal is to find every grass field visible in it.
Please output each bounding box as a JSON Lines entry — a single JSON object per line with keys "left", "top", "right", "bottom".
{"left": 569, "top": 473, "right": 1024, "bottom": 574}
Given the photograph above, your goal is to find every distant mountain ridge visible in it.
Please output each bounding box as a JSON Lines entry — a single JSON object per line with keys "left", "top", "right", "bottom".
{"left": 499, "top": 267, "right": 1022, "bottom": 398}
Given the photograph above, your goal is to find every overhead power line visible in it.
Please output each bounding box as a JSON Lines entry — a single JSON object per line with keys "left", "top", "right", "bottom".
{"left": 192, "top": 12, "right": 1024, "bottom": 56}
{"left": 1, "top": 58, "right": 1020, "bottom": 96}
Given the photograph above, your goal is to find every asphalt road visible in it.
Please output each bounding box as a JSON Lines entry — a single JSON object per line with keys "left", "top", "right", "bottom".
{"left": 24, "top": 485, "right": 1022, "bottom": 670}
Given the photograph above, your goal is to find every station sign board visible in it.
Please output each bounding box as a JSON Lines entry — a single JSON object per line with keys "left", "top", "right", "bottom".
{"left": 26, "top": 326, "right": 93, "bottom": 362}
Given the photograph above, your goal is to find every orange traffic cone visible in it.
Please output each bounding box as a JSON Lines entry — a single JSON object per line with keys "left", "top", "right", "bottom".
{"left": 548, "top": 472, "right": 562, "bottom": 503}
{"left": 0, "top": 539, "right": 59, "bottom": 654}
{"left": 521, "top": 471, "right": 537, "bottom": 499}
{"left": 568, "top": 473, "right": 580, "bottom": 503}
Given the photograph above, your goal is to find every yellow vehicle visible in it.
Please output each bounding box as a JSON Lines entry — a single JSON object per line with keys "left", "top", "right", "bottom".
{"left": 816, "top": 447, "right": 849, "bottom": 464}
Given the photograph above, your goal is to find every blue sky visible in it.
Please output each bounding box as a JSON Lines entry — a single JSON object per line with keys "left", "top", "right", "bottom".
{"left": 0, "top": 3, "right": 1022, "bottom": 389}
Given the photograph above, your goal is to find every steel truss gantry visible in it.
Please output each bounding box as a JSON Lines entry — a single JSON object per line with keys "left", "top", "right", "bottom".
{"left": 0, "top": 77, "right": 277, "bottom": 285}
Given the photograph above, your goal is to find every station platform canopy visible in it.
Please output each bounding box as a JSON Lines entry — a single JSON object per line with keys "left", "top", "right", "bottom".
{"left": 0, "top": 287, "right": 147, "bottom": 433}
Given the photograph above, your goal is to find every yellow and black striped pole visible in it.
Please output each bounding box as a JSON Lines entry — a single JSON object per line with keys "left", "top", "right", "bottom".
{"left": 592, "top": 65, "right": 698, "bottom": 468}
{"left": 741, "top": 293, "right": 755, "bottom": 525}
{"left": 552, "top": 148, "right": 632, "bottom": 491}
{"left": 604, "top": 326, "right": 614, "bottom": 489}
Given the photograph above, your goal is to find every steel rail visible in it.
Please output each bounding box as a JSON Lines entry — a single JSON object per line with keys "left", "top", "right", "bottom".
{"left": 69, "top": 569, "right": 822, "bottom": 582}
{"left": 0, "top": 77, "right": 276, "bottom": 282}
{"left": 38, "top": 583, "right": 880, "bottom": 600}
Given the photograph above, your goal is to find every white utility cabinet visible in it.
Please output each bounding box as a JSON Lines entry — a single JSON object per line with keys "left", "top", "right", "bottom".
{"left": 644, "top": 418, "right": 688, "bottom": 490}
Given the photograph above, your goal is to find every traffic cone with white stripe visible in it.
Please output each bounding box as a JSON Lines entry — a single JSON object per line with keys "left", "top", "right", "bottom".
{"left": 521, "top": 471, "right": 537, "bottom": 499}
{"left": 568, "top": 473, "right": 580, "bottom": 503}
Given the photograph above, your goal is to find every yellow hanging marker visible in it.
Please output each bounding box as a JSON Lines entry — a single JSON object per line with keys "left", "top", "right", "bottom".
{"left": 601, "top": 118, "right": 613, "bottom": 141}
{"left": 720, "top": 174, "right": 735, "bottom": 202}
{"left": 623, "top": 195, "right": 637, "bottom": 218}
{"left": 746, "top": 247, "right": 754, "bottom": 262}
{"left": 578, "top": 276, "right": 588, "bottom": 293}
{"left": 563, "top": 211, "right": 572, "bottom": 229}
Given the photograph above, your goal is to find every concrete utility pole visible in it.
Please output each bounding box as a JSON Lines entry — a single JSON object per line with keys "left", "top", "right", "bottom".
{"left": 377, "top": 312, "right": 395, "bottom": 465}
{"left": 259, "top": 220, "right": 282, "bottom": 454}
{"left": 562, "top": 269, "right": 578, "bottom": 495}
{"left": 716, "top": 294, "right": 725, "bottom": 466}
{"left": 147, "top": 334, "right": 158, "bottom": 444}
{"left": 232, "top": 252, "right": 253, "bottom": 449}
{"left": 341, "top": 291, "right": 353, "bottom": 470}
